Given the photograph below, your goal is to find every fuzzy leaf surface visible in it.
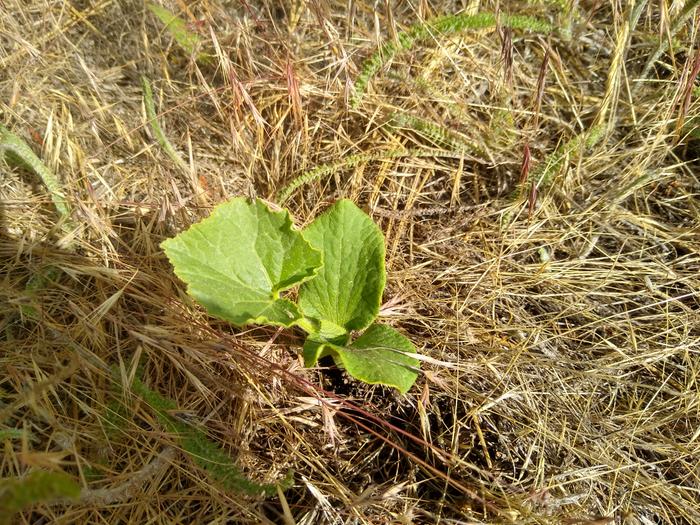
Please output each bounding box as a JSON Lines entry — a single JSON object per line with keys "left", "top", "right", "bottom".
{"left": 330, "top": 323, "right": 420, "bottom": 394}
{"left": 299, "top": 200, "right": 385, "bottom": 331}
{"left": 162, "top": 198, "right": 322, "bottom": 326}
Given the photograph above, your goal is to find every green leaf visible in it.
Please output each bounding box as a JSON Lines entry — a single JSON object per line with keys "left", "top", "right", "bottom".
{"left": 147, "top": 3, "right": 201, "bottom": 56}
{"left": 141, "top": 76, "right": 189, "bottom": 174}
{"left": 129, "top": 372, "right": 292, "bottom": 497}
{"left": 0, "top": 471, "right": 80, "bottom": 523}
{"left": 161, "top": 198, "right": 322, "bottom": 327}
{"left": 0, "top": 124, "right": 74, "bottom": 233}
{"left": 329, "top": 324, "right": 420, "bottom": 394}
{"left": 302, "top": 336, "right": 326, "bottom": 368}
{"left": 299, "top": 200, "right": 385, "bottom": 332}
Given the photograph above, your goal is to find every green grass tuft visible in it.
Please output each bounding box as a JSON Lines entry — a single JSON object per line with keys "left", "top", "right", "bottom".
{"left": 18, "top": 265, "right": 62, "bottom": 320}
{"left": 0, "top": 428, "right": 30, "bottom": 441}
{"left": 1, "top": 125, "right": 75, "bottom": 320}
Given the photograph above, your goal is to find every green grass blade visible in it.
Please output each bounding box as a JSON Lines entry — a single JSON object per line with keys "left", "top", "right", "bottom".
{"left": 351, "top": 12, "right": 552, "bottom": 108}
{"left": 141, "top": 76, "right": 190, "bottom": 174}
{"left": 129, "top": 373, "right": 292, "bottom": 497}
{"left": 0, "top": 124, "right": 72, "bottom": 225}
{"left": 147, "top": 3, "right": 201, "bottom": 56}
{"left": 276, "top": 148, "right": 470, "bottom": 204}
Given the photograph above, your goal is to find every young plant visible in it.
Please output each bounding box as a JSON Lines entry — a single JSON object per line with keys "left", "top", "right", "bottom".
{"left": 161, "top": 198, "right": 420, "bottom": 393}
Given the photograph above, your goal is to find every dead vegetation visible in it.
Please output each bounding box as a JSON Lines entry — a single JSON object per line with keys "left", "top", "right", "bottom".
{"left": 1, "top": 0, "right": 699, "bottom": 523}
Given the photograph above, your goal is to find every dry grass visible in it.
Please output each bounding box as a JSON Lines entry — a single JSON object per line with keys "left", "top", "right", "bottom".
{"left": 1, "top": 1, "right": 699, "bottom": 523}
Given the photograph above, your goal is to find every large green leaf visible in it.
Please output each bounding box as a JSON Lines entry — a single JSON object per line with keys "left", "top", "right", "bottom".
{"left": 299, "top": 200, "right": 385, "bottom": 332}
{"left": 328, "top": 324, "right": 420, "bottom": 394}
{"left": 161, "top": 198, "right": 322, "bottom": 327}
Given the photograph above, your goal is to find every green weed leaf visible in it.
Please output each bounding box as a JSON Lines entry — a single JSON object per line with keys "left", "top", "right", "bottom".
{"left": 129, "top": 372, "right": 292, "bottom": 497}
{"left": 299, "top": 200, "right": 385, "bottom": 332}
{"left": 0, "top": 124, "right": 73, "bottom": 231}
{"left": 147, "top": 3, "right": 201, "bottom": 56}
{"left": 162, "top": 198, "right": 322, "bottom": 327}
{"left": 141, "top": 76, "right": 189, "bottom": 174}
{"left": 162, "top": 197, "right": 420, "bottom": 392}
{"left": 0, "top": 470, "right": 80, "bottom": 523}
{"left": 329, "top": 324, "right": 420, "bottom": 394}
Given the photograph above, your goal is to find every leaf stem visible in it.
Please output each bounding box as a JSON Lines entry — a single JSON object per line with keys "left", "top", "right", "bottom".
{"left": 294, "top": 317, "right": 317, "bottom": 334}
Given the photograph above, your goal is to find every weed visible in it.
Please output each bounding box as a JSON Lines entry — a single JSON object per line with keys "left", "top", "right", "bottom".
{"left": 130, "top": 372, "right": 290, "bottom": 496}
{"left": 141, "top": 76, "right": 189, "bottom": 174}
{"left": 351, "top": 12, "right": 552, "bottom": 107}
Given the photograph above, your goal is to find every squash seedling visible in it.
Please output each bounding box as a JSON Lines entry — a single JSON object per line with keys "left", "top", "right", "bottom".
{"left": 161, "top": 198, "right": 420, "bottom": 393}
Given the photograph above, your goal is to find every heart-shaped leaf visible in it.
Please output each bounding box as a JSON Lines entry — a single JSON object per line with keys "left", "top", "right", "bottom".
{"left": 324, "top": 323, "right": 420, "bottom": 394}
{"left": 299, "top": 200, "right": 385, "bottom": 332}
{"left": 161, "top": 198, "right": 322, "bottom": 327}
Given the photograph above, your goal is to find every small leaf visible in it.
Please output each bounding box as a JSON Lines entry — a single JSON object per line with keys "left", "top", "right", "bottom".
{"left": 328, "top": 324, "right": 420, "bottom": 393}
{"left": 0, "top": 124, "right": 73, "bottom": 232}
{"left": 141, "top": 76, "right": 189, "bottom": 174}
{"left": 299, "top": 200, "right": 385, "bottom": 331}
{"left": 162, "top": 198, "right": 322, "bottom": 327}
{"left": 0, "top": 470, "right": 80, "bottom": 523}
{"left": 147, "top": 3, "right": 201, "bottom": 56}
{"left": 302, "top": 336, "right": 326, "bottom": 368}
